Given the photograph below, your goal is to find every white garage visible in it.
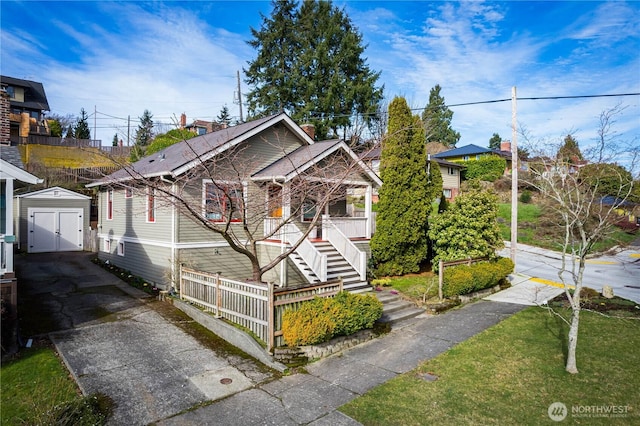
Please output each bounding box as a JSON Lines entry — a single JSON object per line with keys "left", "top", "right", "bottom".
{"left": 14, "top": 187, "right": 91, "bottom": 253}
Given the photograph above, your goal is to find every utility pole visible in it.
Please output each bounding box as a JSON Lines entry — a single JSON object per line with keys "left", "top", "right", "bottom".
{"left": 236, "top": 70, "right": 244, "bottom": 123}
{"left": 127, "top": 115, "right": 130, "bottom": 146}
{"left": 510, "top": 86, "right": 518, "bottom": 267}
{"left": 93, "top": 105, "right": 97, "bottom": 143}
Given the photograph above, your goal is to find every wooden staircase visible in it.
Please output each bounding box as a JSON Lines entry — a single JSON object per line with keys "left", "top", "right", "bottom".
{"left": 289, "top": 240, "right": 371, "bottom": 293}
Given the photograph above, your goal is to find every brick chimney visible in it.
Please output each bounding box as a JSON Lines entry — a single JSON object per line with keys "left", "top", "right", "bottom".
{"left": 180, "top": 113, "right": 186, "bottom": 129}
{"left": 0, "top": 87, "right": 10, "bottom": 145}
{"left": 300, "top": 123, "right": 315, "bottom": 141}
{"left": 500, "top": 140, "right": 511, "bottom": 152}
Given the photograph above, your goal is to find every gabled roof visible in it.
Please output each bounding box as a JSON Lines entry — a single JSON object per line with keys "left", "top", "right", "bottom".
{"left": 433, "top": 144, "right": 491, "bottom": 158}
{"left": 16, "top": 186, "right": 90, "bottom": 200}
{"left": 0, "top": 146, "right": 26, "bottom": 169}
{"left": 253, "top": 139, "right": 382, "bottom": 186}
{"left": 87, "top": 113, "right": 313, "bottom": 187}
{"left": 0, "top": 75, "right": 50, "bottom": 111}
{"left": 0, "top": 158, "right": 42, "bottom": 184}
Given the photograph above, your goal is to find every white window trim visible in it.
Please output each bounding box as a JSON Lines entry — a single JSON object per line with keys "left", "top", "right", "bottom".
{"left": 117, "top": 240, "right": 125, "bottom": 256}
{"left": 104, "top": 238, "right": 111, "bottom": 253}
{"left": 125, "top": 187, "right": 133, "bottom": 198}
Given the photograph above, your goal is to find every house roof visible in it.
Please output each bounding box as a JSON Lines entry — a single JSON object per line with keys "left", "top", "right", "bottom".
{"left": 0, "top": 145, "right": 26, "bottom": 169}
{"left": 252, "top": 139, "right": 382, "bottom": 186}
{"left": 433, "top": 144, "right": 491, "bottom": 158}
{"left": 0, "top": 75, "right": 50, "bottom": 111}
{"left": 87, "top": 113, "right": 313, "bottom": 187}
{"left": 16, "top": 186, "right": 90, "bottom": 200}
{"left": 359, "top": 146, "right": 464, "bottom": 169}
{"left": 0, "top": 158, "right": 42, "bottom": 184}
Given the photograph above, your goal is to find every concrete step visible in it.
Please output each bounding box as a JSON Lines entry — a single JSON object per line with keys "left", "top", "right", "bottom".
{"left": 374, "top": 290, "right": 425, "bottom": 327}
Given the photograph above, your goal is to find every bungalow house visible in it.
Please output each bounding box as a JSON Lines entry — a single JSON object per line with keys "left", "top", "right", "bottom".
{"left": 360, "top": 146, "right": 463, "bottom": 201}
{"left": 434, "top": 143, "right": 512, "bottom": 175}
{"left": 87, "top": 113, "right": 381, "bottom": 292}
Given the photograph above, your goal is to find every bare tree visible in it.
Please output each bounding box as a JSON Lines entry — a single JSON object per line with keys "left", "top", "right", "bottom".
{"left": 524, "top": 106, "right": 638, "bottom": 374}
{"left": 94, "top": 122, "right": 379, "bottom": 285}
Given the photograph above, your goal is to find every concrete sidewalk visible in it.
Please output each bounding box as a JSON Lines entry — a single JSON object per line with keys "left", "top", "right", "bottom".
{"left": 158, "top": 300, "right": 525, "bottom": 425}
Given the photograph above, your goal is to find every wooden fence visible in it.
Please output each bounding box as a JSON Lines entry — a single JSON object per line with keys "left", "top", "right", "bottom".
{"left": 438, "top": 257, "right": 488, "bottom": 300}
{"left": 180, "top": 267, "right": 343, "bottom": 351}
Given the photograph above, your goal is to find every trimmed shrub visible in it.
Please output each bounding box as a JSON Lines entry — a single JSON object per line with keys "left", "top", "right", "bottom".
{"left": 519, "top": 190, "right": 532, "bottom": 203}
{"left": 443, "top": 258, "right": 514, "bottom": 298}
{"left": 282, "top": 292, "right": 383, "bottom": 346}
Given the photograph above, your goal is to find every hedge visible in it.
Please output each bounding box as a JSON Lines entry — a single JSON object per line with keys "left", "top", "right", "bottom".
{"left": 443, "top": 258, "right": 514, "bottom": 298}
{"left": 282, "top": 292, "right": 383, "bottom": 346}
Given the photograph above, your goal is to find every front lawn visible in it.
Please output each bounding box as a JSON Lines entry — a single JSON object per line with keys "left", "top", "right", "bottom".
{"left": 340, "top": 305, "right": 640, "bottom": 425}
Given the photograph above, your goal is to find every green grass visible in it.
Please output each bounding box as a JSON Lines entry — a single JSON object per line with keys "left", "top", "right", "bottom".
{"left": 1, "top": 345, "right": 79, "bottom": 425}
{"left": 340, "top": 307, "right": 640, "bottom": 425}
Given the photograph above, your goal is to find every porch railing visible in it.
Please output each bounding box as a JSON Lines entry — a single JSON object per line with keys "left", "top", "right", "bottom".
{"left": 180, "top": 267, "right": 343, "bottom": 350}
{"left": 327, "top": 217, "right": 369, "bottom": 239}
{"left": 323, "top": 216, "right": 367, "bottom": 281}
{"left": 283, "top": 223, "right": 327, "bottom": 282}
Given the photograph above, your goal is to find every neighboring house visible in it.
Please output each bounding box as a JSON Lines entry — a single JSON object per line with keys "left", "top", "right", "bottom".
{"left": 1, "top": 147, "right": 43, "bottom": 322}
{"left": 0, "top": 76, "right": 50, "bottom": 144}
{"left": 360, "top": 146, "right": 463, "bottom": 201}
{"left": 87, "top": 113, "right": 381, "bottom": 291}
{"left": 14, "top": 186, "right": 91, "bottom": 253}
{"left": 434, "top": 143, "right": 512, "bottom": 174}
{"left": 179, "top": 113, "right": 225, "bottom": 135}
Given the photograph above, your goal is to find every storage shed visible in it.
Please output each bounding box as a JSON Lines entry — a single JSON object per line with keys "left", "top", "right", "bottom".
{"left": 14, "top": 186, "right": 91, "bottom": 253}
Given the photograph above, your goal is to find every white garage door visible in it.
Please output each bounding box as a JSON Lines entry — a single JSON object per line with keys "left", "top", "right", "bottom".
{"left": 28, "top": 208, "right": 84, "bottom": 253}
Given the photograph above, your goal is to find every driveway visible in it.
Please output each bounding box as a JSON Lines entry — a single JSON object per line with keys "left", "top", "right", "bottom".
{"left": 16, "top": 252, "right": 278, "bottom": 425}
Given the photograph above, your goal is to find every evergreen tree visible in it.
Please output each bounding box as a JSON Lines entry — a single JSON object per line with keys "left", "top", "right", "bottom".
{"left": 217, "top": 105, "right": 232, "bottom": 126}
{"left": 422, "top": 85, "right": 460, "bottom": 148}
{"left": 428, "top": 187, "right": 503, "bottom": 268}
{"left": 131, "top": 110, "right": 154, "bottom": 162}
{"left": 245, "top": 0, "right": 383, "bottom": 140}
{"left": 489, "top": 133, "right": 502, "bottom": 150}
{"left": 558, "top": 134, "right": 583, "bottom": 163}
{"left": 370, "top": 97, "right": 434, "bottom": 276}
{"left": 74, "top": 108, "right": 91, "bottom": 140}
{"left": 112, "top": 133, "right": 119, "bottom": 147}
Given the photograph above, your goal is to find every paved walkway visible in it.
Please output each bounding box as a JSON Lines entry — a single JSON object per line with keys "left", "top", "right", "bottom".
{"left": 17, "top": 252, "right": 552, "bottom": 425}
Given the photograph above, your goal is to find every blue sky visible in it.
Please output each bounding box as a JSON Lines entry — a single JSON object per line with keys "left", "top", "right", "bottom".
{"left": 2, "top": 1, "right": 639, "bottom": 154}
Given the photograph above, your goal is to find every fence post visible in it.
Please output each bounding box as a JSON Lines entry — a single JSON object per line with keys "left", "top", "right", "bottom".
{"left": 215, "top": 273, "right": 222, "bottom": 318}
{"left": 179, "top": 266, "right": 184, "bottom": 301}
{"left": 438, "top": 260, "right": 444, "bottom": 301}
{"left": 268, "top": 282, "right": 274, "bottom": 353}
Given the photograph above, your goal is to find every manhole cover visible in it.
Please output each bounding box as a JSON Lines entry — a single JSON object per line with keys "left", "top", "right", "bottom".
{"left": 220, "top": 378, "right": 233, "bottom": 385}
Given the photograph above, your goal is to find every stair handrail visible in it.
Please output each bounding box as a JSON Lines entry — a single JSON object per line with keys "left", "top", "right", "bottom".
{"left": 323, "top": 215, "right": 367, "bottom": 281}
{"left": 283, "top": 222, "right": 327, "bottom": 282}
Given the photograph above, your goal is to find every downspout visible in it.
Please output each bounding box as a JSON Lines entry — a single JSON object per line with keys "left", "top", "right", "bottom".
{"left": 161, "top": 176, "right": 177, "bottom": 292}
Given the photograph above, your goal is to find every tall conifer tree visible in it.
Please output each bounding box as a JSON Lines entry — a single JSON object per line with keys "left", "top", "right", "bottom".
{"left": 371, "top": 97, "right": 434, "bottom": 276}
{"left": 422, "top": 84, "right": 460, "bottom": 148}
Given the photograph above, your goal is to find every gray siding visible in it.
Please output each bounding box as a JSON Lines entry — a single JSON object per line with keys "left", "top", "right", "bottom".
{"left": 100, "top": 239, "right": 172, "bottom": 288}
{"left": 177, "top": 246, "right": 253, "bottom": 282}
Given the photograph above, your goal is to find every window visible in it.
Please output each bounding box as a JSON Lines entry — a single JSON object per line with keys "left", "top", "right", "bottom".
{"left": 117, "top": 241, "right": 125, "bottom": 256}
{"left": 125, "top": 187, "right": 133, "bottom": 198}
{"left": 107, "top": 190, "right": 113, "bottom": 220}
{"left": 5, "top": 86, "right": 15, "bottom": 98}
{"left": 147, "top": 187, "right": 156, "bottom": 223}
{"left": 204, "top": 182, "right": 243, "bottom": 222}
{"left": 104, "top": 238, "right": 111, "bottom": 252}
{"left": 476, "top": 154, "right": 481, "bottom": 160}
{"left": 448, "top": 167, "right": 457, "bottom": 175}
{"left": 301, "top": 200, "right": 316, "bottom": 222}
{"left": 463, "top": 155, "right": 470, "bottom": 161}
{"left": 443, "top": 189, "right": 452, "bottom": 199}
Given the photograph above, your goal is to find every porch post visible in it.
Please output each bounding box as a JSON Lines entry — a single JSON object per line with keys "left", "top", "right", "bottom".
{"left": 364, "top": 184, "right": 372, "bottom": 239}
{"left": 280, "top": 183, "right": 290, "bottom": 287}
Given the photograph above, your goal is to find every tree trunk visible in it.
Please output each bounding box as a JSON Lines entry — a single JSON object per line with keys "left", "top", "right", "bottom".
{"left": 565, "top": 306, "right": 580, "bottom": 374}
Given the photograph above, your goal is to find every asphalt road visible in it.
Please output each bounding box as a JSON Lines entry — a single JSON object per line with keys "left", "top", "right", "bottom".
{"left": 500, "top": 241, "right": 640, "bottom": 304}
